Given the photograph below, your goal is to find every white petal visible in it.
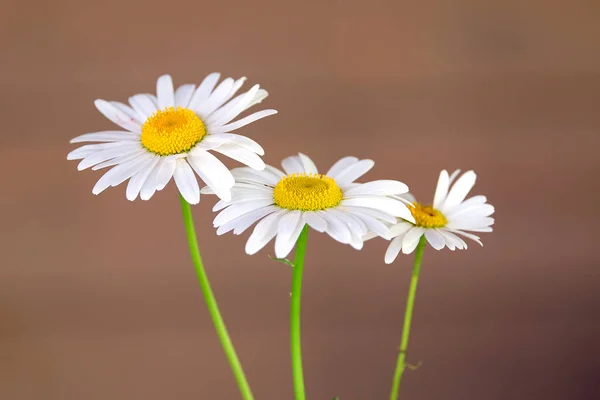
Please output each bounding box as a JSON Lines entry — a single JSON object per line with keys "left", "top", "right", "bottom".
{"left": 140, "top": 157, "right": 165, "bottom": 200}
{"left": 156, "top": 156, "right": 177, "bottom": 190}
{"left": 444, "top": 230, "right": 468, "bottom": 249}
{"left": 216, "top": 205, "right": 278, "bottom": 235}
{"left": 326, "top": 156, "right": 358, "bottom": 178}
{"left": 76, "top": 144, "right": 142, "bottom": 170}
{"left": 341, "top": 206, "right": 398, "bottom": 224}
{"left": 281, "top": 155, "right": 305, "bottom": 175}
{"left": 214, "top": 199, "right": 275, "bottom": 227}
{"left": 463, "top": 226, "right": 493, "bottom": 233}
{"left": 70, "top": 131, "right": 139, "bottom": 143}
{"left": 344, "top": 180, "right": 409, "bottom": 197}
{"left": 447, "top": 203, "right": 495, "bottom": 219}
{"left": 206, "top": 84, "right": 259, "bottom": 127}
{"left": 397, "top": 193, "right": 417, "bottom": 204}
{"left": 448, "top": 229, "right": 483, "bottom": 246}
{"left": 111, "top": 102, "right": 144, "bottom": 124}
{"left": 213, "top": 192, "right": 274, "bottom": 211}
{"left": 173, "top": 159, "right": 200, "bottom": 204}
{"left": 432, "top": 170, "right": 450, "bottom": 209}
{"left": 94, "top": 99, "right": 141, "bottom": 133}
{"left": 441, "top": 171, "right": 477, "bottom": 212}
{"left": 437, "top": 229, "right": 458, "bottom": 251}
{"left": 174, "top": 84, "right": 196, "bottom": 108}
{"left": 187, "top": 151, "right": 235, "bottom": 201}
{"left": 333, "top": 159, "right": 374, "bottom": 185}
{"left": 446, "top": 217, "right": 494, "bottom": 230}
{"left": 349, "top": 229, "right": 364, "bottom": 250}
{"left": 92, "top": 153, "right": 151, "bottom": 195}
{"left": 189, "top": 73, "right": 221, "bottom": 110}
{"left": 215, "top": 109, "right": 278, "bottom": 133}
{"left": 389, "top": 222, "right": 413, "bottom": 238}
{"left": 449, "top": 169, "right": 462, "bottom": 184}
{"left": 129, "top": 94, "right": 158, "bottom": 120}
{"left": 245, "top": 89, "right": 268, "bottom": 109}
{"left": 341, "top": 197, "right": 415, "bottom": 223}
{"left": 274, "top": 211, "right": 304, "bottom": 258}
{"left": 329, "top": 209, "right": 367, "bottom": 235}
{"left": 198, "top": 133, "right": 264, "bottom": 155}
{"left": 156, "top": 74, "right": 175, "bottom": 109}
{"left": 245, "top": 210, "right": 287, "bottom": 255}
{"left": 425, "top": 229, "right": 445, "bottom": 250}
{"left": 126, "top": 156, "right": 160, "bottom": 201}
{"left": 302, "top": 211, "right": 327, "bottom": 232}
{"left": 298, "top": 153, "right": 318, "bottom": 174}
{"left": 68, "top": 141, "right": 131, "bottom": 160}
{"left": 231, "top": 167, "right": 279, "bottom": 186}
{"left": 318, "top": 211, "right": 352, "bottom": 244}
{"left": 385, "top": 235, "right": 406, "bottom": 264}
{"left": 212, "top": 144, "right": 265, "bottom": 170}
{"left": 351, "top": 210, "right": 392, "bottom": 239}
{"left": 91, "top": 148, "right": 147, "bottom": 171}
{"left": 196, "top": 78, "right": 234, "bottom": 117}
{"left": 402, "top": 227, "right": 425, "bottom": 254}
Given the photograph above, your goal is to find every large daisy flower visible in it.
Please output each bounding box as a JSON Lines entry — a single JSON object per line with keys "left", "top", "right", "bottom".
{"left": 203, "top": 153, "right": 416, "bottom": 258}
{"left": 380, "top": 169, "right": 495, "bottom": 263}
{"left": 67, "top": 74, "right": 276, "bottom": 204}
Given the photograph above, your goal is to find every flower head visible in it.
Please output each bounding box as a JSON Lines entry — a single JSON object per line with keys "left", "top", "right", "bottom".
{"left": 67, "top": 74, "right": 277, "bottom": 204}
{"left": 203, "top": 153, "right": 415, "bottom": 258}
{"left": 378, "top": 169, "right": 495, "bottom": 263}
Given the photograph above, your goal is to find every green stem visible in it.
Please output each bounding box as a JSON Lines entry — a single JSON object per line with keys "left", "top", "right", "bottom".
{"left": 179, "top": 195, "right": 254, "bottom": 400}
{"left": 389, "top": 235, "right": 427, "bottom": 400}
{"left": 291, "top": 225, "right": 309, "bottom": 400}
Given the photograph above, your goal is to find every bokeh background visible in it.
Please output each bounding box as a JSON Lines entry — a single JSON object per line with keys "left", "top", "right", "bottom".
{"left": 1, "top": 0, "right": 599, "bottom": 399}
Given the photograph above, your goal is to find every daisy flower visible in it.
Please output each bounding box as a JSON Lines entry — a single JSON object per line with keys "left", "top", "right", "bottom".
{"left": 203, "top": 153, "right": 416, "bottom": 258}
{"left": 381, "top": 169, "right": 495, "bottom": 263}
{"left": 67, "top": 73, "right": 276, "bottom": 204}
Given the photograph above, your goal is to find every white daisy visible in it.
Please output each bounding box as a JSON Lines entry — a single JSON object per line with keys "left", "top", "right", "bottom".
{"left": 203, "top": 153, "right": 416, "bottom": 258}
{"left": 380, "top": 169, "right": 495, "bottom": 263}
{"left": 67, "top": 73, "right": 277, "bottom": 204}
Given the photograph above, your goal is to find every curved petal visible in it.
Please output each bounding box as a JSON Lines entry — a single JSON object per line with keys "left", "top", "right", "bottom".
{"left": 187, "top": 151, "right": 235, "bottom": 201}
{"left": 274, "top": 210, "right": 305, "bottom": 258}
{"left": 173, "top": 159, "right": 200, "bottom": 204}
{"left": 126, "top": 156, "right": 160, "bottom": 201}
{"left": 156, "top": 74, "right": 175, "bottom": 109}
{"left": 129, "top": 94, "right": 158, "bottom": 120}
{"left": 333, "top": 159, "right": 374, "bottom": 185}
{"left": 94, "top": 99, "right": 141, "bottom": 133}
{"left": 245, "top": 210, "right": 287, "bottom": 255}
{"left": 326, "top": 156, "right": 358, "bottom": 178}
{"left": 174, "top": 84, "right": 196, "bottom": 108}
{"left": 214, "top": 109, "right": 277, "bottom": 133}
{"left": 441, "top": 171, "right": 477, "bottom": 212}
{"left": 212, "top": 144, "right": 265, "bottom": 170}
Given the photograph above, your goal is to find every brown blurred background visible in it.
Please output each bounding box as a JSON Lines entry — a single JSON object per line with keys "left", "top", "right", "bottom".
{"left": 1, "top": 0, "right": 599, "bottom": 399}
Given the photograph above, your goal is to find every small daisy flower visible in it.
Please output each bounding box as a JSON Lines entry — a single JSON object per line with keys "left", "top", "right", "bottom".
{"left": 203, "top": 153, "right": 416, "bottom": 258}
{"left": 67, "top": 73, "right": 277, "bottom": 204}
{"left": 381, "top": 169, "right": 495, "bottom": 263}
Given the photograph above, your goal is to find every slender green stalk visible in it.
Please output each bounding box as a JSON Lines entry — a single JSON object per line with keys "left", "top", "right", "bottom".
{"left": 179, "top": 195, "right": 254, "bottom": 400}
{"left": 389, "top": 235, "right": 427, "bottom": 400}
{"left": 290, "top": 225, "right": 309, "bottom": 400}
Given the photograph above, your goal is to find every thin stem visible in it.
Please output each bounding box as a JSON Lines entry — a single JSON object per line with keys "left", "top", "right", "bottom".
{"left": 389, "top": 235, "right": 427, "bottom": 400}
{"left": 290, "top": 225, "right": 309, "bottom": 400}
{"left": 179, "top": 195, "right": 254, "bottom": 400}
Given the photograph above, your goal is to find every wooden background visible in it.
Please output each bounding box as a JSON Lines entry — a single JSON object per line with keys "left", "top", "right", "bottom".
{"left": 1, "top": 0, "right": 599, "bottom": 399}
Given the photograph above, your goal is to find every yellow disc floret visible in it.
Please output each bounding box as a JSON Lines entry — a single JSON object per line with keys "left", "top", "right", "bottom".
{"left": 410, "top": 203, "right": 448, "bottom": 228}
{"left": 141, "top": 107, "right": 206, "bottom": 156}
{"left": 273, "top": 173, "right": 343, "bottom": 211}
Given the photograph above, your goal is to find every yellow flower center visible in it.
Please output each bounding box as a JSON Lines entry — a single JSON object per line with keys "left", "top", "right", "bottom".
{"left": 273, "top": 173, "right": 343, "bottom": 211}
{"left": 140, "top": 107, "right": 206, "bottom": 155}
{"left": 410, "top": 203, "right": 448, "bottom": 228}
